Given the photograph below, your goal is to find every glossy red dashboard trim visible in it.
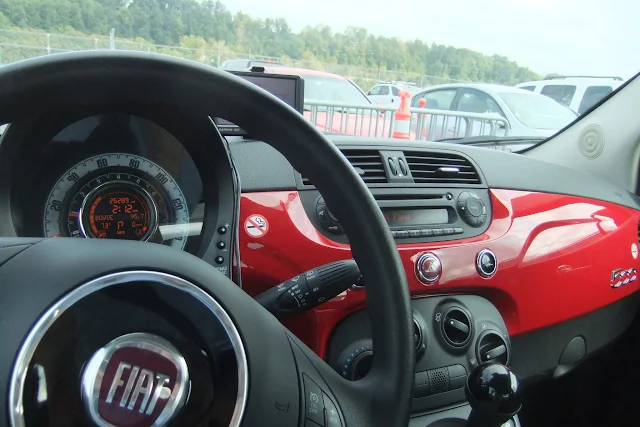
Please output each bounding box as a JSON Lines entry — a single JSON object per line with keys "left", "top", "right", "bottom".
{"left": 237, "top": 189, "right": 640, "bottom": 358}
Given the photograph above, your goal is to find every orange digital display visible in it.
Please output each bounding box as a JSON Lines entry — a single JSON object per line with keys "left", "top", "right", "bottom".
{"left": 88, "top": 190, "right": 152, "bottom": 240}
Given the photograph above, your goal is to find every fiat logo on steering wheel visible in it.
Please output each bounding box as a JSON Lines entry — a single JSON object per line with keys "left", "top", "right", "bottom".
{"left": 81, "top": 332, "right": 190, "bottom": 427}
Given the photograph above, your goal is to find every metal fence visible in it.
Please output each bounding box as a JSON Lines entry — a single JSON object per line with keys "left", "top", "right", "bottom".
{"left": 0, "top": 29, "right": 466, "bottom": 90}
{"left": 304, "top": 100, "right": 510, "bottom": 140}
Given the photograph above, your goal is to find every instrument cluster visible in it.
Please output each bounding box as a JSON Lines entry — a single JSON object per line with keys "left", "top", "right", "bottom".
{"left": 43, "top": 153, "right": 191, "bottom": 250}
{"left": 8, "top": 113, "right": 208, "bottom": 254}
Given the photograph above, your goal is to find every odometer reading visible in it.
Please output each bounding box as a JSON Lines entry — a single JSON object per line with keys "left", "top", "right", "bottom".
{"left": 84, "top": 186, "right": 154, "bottom": 240}
{"left": 43, "top": 153, "right": 189, "bottom": 250}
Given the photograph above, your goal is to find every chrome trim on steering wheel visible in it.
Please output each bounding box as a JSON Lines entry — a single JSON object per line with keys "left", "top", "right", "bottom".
{"left": 8, "top": 270, "right": 249, "bottom": 427}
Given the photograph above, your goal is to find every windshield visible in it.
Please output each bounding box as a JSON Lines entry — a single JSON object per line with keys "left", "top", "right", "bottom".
{"left": 0, "top": 0, "right": 635, "bottom": 151}
{"left": 302, "top": 75, "right": 371, "bottom": 104}
{"left": 499, "top": 92, "right": 578, "bottom": 130}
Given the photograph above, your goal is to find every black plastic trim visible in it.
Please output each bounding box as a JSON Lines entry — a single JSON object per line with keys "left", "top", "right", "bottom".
{"left": 229, "top": 136, "right": 639, "bottom": 211}
{"left": 510, "top": 293, "right": 639, "bottom": 380}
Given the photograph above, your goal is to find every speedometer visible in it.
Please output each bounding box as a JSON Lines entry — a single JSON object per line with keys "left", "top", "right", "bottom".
{"left": 43, "top": 153, "right": 189, "bottom": 250}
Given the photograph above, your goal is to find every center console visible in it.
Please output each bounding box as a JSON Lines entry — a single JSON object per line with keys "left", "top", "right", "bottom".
{"left": 300, "top": 187, "right": 491, "bottom": 244}
{"left": 327, "top": 295, "right": 514, "bottom": 424}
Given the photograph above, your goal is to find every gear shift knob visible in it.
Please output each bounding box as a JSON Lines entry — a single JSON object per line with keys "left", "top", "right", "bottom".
{"left": 465, "top": 363, "right": 522, "bottom": 427}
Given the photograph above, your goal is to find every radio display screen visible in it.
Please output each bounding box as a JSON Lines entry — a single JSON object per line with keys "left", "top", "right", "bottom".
{"left": 382, "top": 208, "right": 449, "bottom": 227}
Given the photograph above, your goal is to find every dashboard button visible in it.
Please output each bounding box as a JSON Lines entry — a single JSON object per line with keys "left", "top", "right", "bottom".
{"left": 449, "top": 375, "right": 466, "bottom": 390}
{"left": 443, "top": 228, "right": 454, "bottom": 235}
{"left": 323, "top": 393, "right": 342, "bottom": 427}
{"left": 466, "top": 198, "right": 483, "bottom": 217}
{"left": 216, "top": 241, "right": 226, "bottom": 249}
{"left": 316, "top": 205, "right": 329, "bottom": 222}
{"left": 476, "top": 249, "right": 497, "bottom": 278}
{"left": 214, "top": 256, "right": 224, "bottom": 264}
{"left": 409, "top": 229, "right": 421, "bottom": 237}
{"left": 414, "top": 383, "right": 430, "bottom": 398}
{"left": 420, "top": 229, "right": 433, "bottom": 237}
{"left": 303, "top": 375, "right": 325, "bottom": 425}
{"left": 396, "top": 230, "right": 409, "bottom": 238}
{"left": 325, "top": 224, "right": 343, "bottom": 234}
{"left": 448, "top": 364, "right": 467, "bottom": 377}
{"left": 217, "top": 226, "right": 227, "bottom": 234}
{"left": 432, "top": 228, "right": 444, "bottom": 236}
{"left": 305, "top": 419, "right": 322, "bottom": 427}
{"left": 416, "top": 253, "right": 442, "bottom": 284}
{"left": 415, "top": 371, "right": 429, "bottom": 386}
{"left": 453, "top": 227, "right": 464, "bottom": 234}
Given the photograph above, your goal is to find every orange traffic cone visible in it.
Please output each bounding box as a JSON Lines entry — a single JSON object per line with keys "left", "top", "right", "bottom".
{"left": 418, "top": 98, "right": 427, "bottom": 139}
{"left": 392, "top": 90, "right": 411, "bottom": 139}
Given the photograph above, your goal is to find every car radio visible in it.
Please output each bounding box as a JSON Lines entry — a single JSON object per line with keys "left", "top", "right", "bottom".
{"left": 302, "top": 188, "right": 491, "bottom": 244}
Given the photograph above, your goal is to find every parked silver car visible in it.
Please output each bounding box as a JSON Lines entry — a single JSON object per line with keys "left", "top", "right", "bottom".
{"left": 410, "top": 83, "right": 578, "bottom": 141}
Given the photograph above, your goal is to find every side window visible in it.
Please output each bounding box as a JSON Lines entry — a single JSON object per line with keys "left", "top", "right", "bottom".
{"left": 411, "top": 92, "right": 426, "bottom": 107}
{"left": 378, "top": 85, "right": 390, "bottom": 95}
{"left": 418, "top": 89, "right": 457, "bottom": 110}
{"left": 368, "top": 85, "right": 382, "bottom": 96}
{"left": 540, "top": 85, "right": 576, "bottom": 107}
{"left": 457, "top": 90, "right": 503, "bottom": 115}
{"left": 578, "top": 86, "right": 613, "bottom": 114}
{"left": 391, "top": 86, "right": 400, "bottom": 96}
{"left": 520, "top": 86, "right": 536, "bottom": 91}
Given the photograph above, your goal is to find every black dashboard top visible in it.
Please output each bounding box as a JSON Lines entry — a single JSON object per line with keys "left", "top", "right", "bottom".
{"left": 228, "top": 135, "right": 639, "bottom": 211}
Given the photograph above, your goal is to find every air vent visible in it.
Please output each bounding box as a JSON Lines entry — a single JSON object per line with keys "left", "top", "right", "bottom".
{"left": 441, "top": 307, "right": 473, "bottom": 347}
{"left": 476, "top": 331, "right": 509, "bottom": 365}
{"left": 404, "top": 151, "right": 480, "bottom": 185}
{"left": 300, "top": 149, "right": 387, "bottom": 186}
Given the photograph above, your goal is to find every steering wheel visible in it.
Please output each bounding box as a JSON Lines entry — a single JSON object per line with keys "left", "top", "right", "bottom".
{"left": 0, "top": 52, "right": 414, "bottom": 427}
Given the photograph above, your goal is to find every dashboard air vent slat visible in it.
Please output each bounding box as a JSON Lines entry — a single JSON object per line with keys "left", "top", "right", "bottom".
{"left": 441, "top": 307, "right": 473, "bottom": 348}
{"left": 476, "top": 331, "right": 509, "bottom": 365}
{"left": 300, "top": 149, "right": 387, "bottom": 186}
{"left": 405, "top": 152, "right": 480, "bottom": 185}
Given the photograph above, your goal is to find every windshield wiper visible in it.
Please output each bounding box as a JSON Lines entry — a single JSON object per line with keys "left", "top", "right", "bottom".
{"left": 434, "top": 135, "right": 547, "bottom": 146}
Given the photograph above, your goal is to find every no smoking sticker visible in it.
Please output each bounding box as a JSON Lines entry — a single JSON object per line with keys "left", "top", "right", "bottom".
{"left": 245, "top": 214, "right": 269, "bottom": 238}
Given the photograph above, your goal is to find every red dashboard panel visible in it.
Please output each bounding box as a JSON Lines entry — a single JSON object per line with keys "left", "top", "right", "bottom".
{"left": 237, "top": 189, "right": 640, "bottom": 358}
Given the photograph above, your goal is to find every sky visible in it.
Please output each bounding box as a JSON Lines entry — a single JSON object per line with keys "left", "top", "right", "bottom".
{"left": 223, "top": 0, "right": 639, "bottom": 80}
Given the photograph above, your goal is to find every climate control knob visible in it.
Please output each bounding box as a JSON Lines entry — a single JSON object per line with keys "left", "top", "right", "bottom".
{"left": 457, "top": 191, "right": 487, "bottom": 227}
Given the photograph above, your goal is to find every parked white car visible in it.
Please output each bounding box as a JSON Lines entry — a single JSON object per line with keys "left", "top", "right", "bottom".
{"left": 366, "top": 82, "right": 422, "bottom": 106}
{"left": 516, "top": 76, "right": 624, "bottom": 115}
{"left": 409, "top": 83, "right": 578, "bottom": 145}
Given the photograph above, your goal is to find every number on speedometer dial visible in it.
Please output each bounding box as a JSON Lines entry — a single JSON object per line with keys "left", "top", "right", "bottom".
{"left": 43, "top": 153, "right": 190, "bottom": 250}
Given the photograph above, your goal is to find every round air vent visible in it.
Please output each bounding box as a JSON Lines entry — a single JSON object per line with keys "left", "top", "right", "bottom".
{"left": 476, "top": 330, "right": 509, "bottom": 365}
{"left": 413, "top": 317, "right": 426, "bottom": 356}
{"left": 441, "top": 307, "right": 473, "bottom": 348}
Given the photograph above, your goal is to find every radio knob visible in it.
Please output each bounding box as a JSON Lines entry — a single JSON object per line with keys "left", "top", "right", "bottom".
{"left": 457, "top": 191, "right": 487, "bottom": 228}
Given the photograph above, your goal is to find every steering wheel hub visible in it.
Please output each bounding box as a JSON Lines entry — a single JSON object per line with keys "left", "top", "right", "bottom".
{"left": 7, "top": 267, "right": 247, "bottom": 427}
{"left": 81, "top": 332, "right": 190, "bottom": 427}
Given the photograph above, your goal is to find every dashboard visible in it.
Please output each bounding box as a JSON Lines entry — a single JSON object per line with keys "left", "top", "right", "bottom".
{"left": 1, "top": 112, "right": 640, "bottom": 419}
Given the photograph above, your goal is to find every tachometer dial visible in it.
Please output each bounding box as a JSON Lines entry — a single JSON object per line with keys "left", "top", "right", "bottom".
{"left": 43, "top": 153, "right": 189, "bottom": 250}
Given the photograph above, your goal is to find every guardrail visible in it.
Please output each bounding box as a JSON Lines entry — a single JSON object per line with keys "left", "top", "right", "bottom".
{"left": 303, "top": 100, "right": 511, "bottom": 140}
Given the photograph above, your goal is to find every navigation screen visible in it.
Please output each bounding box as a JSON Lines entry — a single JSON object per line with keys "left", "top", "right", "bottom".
{"left": 383, "top": 208, "right": 449, "bottom": 227}
{"left": 215, "top": 72, "right": 303, "bottom": 135}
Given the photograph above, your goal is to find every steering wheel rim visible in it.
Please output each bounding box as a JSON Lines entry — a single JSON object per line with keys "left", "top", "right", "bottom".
{"left": 0, "top": 51, "right": 414, "bottom": 427}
